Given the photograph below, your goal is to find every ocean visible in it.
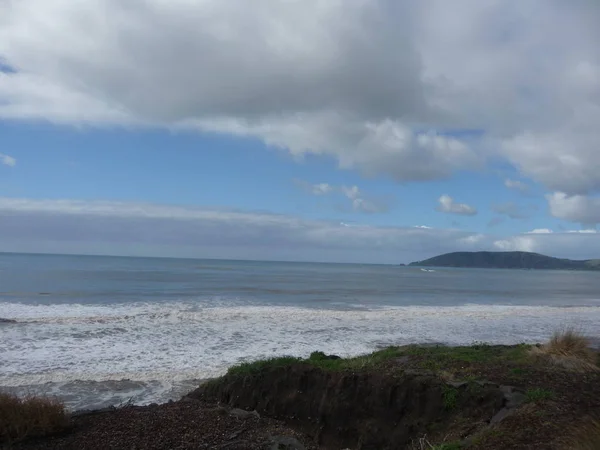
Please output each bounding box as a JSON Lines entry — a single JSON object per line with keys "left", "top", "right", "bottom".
{"left": 1, "top": 252, "right": 600, "bottom": 411}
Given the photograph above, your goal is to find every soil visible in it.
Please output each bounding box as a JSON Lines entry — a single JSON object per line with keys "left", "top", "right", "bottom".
{"left": 8, "top": 400, "right": 316, "bottom": 450}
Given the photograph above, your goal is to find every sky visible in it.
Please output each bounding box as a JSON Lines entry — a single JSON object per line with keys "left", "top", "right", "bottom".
{"left": 0, "top": 0, "right": 599, "bottom": 263}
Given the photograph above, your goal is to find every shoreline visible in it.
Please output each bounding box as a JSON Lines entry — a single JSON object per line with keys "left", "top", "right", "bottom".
{"left": 6, "top": 340, "right": 600, "bottom": 449}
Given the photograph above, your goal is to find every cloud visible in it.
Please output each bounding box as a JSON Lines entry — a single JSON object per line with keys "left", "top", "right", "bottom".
{"left": 487, "top": 217, "right": 504, "bottom": 228}
{"left": 1, "top": 197, "right": 599, "bottom": 262}
{"left": 492, "top": 231, "right": 600, "bottom": 259}
{"left": 2, "top": 1, "right": 600, "bottom": 193}
{"left": 0, "top": 153, "right": 16, "bottom": 167}
{"left": 0, "top": 197, "right": 482, "bottom": 263}
{"left": 491, "top": 202, "right": 529, "bottom": 219}
{"left": 340, "top": 185, "right": 389, "bottom": 213}
{"left": 527, "top": 228, "right": 553, "bottom": 234}
{"left": 436, "top": 195, "right": 477, "bottom": 216}
{"left": 297, "top": 181, "right": 389, "bottom": 213}
{"left": 308, "top": 183, "right": 333, "bottom": 196}
{"left": 504, "top": 179, "right": 530, "bottom": 194}
{"left": 547, "top": 192, "right": 600, "bottom": 225}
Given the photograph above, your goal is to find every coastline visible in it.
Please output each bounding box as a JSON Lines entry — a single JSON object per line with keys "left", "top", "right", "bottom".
{"left": 7, "top": 341, "right": 600, "bottom": 449}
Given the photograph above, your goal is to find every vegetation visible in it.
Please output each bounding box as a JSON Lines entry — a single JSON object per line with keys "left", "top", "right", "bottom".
{"left": 409, "top": 251, "right": 600, "bottom": 270}
{"left": 432, "top": 443, "right": 462, "bottom": 450}
{"left": 226, "top": 356, "right": 302, "bottom": 376}
{"left": 225, "top": 343, "right": 534, "bottom": 378}
{"left": 530, "top": 328, "right": 598, "bottom": 372}
{"left": 0, "top": 393, "right": 69, "bottom": 443}
{"left": 570, "top": 419, "right": 600, "bottom": 450}
{"left": 525, "top": 388, "right": 554, "bottom": 403}
{"left": 442, "top": 386, "right": 458, "bottom": 410}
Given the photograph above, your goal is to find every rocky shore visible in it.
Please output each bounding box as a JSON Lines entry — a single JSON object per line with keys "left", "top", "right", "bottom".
{"left": 7, "top": 342, "right": 600, "bottom": 449}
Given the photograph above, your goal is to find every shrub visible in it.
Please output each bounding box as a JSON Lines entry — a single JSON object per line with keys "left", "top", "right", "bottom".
{"left": 0, "top": 393, "right": 69, "bottom": 443}
{"left": 530, "top": 328, "right": 598, "bottom": 372}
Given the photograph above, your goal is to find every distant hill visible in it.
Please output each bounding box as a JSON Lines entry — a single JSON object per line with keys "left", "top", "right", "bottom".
{"left": 409, "top": 251, "right": 600, "bottom": 270}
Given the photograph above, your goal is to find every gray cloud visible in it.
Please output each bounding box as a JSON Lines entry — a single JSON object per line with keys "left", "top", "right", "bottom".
{"left": 0, "top": 198, "right": 599, "bottom": 261}
{"left": 491, "top": 202, "right": 529, "bottom": 220}
{"left": 436, "top": 195, "right": 477, "bottom": 216}
{"left": 1, "top": 1, "right": 600, "bottom": 193}
{"left": 547, "top": 192, "right": 600, "bottom": 225}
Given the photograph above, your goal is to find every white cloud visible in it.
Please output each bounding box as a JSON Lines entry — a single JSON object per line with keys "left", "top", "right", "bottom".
{"left": 436, "top": 195, "right": 477, "bottom": 216}
{"left": 310, "top": 183, "right": 333, "bottom": 196}
{"left": 0, "top": 197, "right": 599, "bottom": 262}
{"left": 0, "top": 153, "right": 16, "bottom": 167}
{"left": 504, "top": 179, "right": 530, "bottom": 194}
{"left": 340, "top": 185, "right": 389, "bottom": 214}
{"left": 527, "top": 228, "right": 553, "bottom": 234}
{"left": 491, "top": 202, "right": 529, "bottom": 219}
{"left": 1, "top": 1, "right": 600, "bottom": 193}
{"left": 493, "top": 236, "right": 537, "bottom": 253}
{"left": 546, "top": 192, "right": 600, "bottom": 225}
{"left": 298, "top": 181, "right": 389, "bottom": 213}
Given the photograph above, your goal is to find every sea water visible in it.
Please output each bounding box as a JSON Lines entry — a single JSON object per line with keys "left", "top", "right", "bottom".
{"left": 1, "top": 253, "right": 600, "bottom": 410}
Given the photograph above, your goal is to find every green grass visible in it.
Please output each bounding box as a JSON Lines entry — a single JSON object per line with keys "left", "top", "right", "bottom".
{"left": 227, "top": 356, "right": 302, "bottom": 375}
{"left": 432, "top": 443, "right": 462, "bottom": 450}
{"left": 224, "top": 343, "right": 533, "bottom": 378}
{"left": 442, "top": 386, "right": 459, "bottom": 410}
{"left": 525, "top": 388, "right": 554, "bottom": 403}
{"left": 403, "top": 343, "right": 530, "bottom": 365}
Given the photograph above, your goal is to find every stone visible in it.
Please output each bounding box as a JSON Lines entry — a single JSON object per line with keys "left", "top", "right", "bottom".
{"left": 489, "top": 407, "right": 513, "bottom": 425}
{"left": 504, "top": 391, "right": 526, "bottom": 409}
{"left": 269, "top": 436, "right": 306, "bottom": 450}
{"left": 229, "top": 408, "right": 260, "bottom": 420}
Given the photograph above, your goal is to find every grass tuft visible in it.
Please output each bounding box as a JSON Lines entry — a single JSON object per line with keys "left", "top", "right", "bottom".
{"left": 0, "top": 393, "right": 69, "bottom": 443}
{"left": 530, "top": 328, "right": 598, "bottom": 372}
{"left": 525, "top": 388, "right": 554, "bottom": 403}
{"left": 569, "top": 419, "right": 600, "bottom": 450}
{"left": 432, "top": 443, "right": 462, "bottom": 450}
{"left": 442, "top": 386, "right": 459, "bottom": 410}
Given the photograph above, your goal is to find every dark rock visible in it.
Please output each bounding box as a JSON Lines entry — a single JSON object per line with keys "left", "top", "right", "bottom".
{"left": 504, "top": 391, "right": 526, "bottom": 409}
{"left": 190, "top": 365, "right": 505, "bottom": 450}
{"left": 488, "top": 385, "right": 526, "bottom": 425}
{"left": 227, "top": 429, "right": 245, "bottom": 440}
{"left": 489, "top": 407, "right": 513, "bottom": 425}
{"left": 269, "top": 435, "right": 306, "bottom": 450}
{"left": 229, "top": 408, "right": 260, "bottom": 420}
{"left": 0, "top": 317, "right": 17, "bottom": 324}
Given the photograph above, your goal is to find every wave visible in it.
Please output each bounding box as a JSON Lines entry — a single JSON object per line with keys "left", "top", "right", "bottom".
{"left": 3, "top": 299, "right": 600, "bottom": 410}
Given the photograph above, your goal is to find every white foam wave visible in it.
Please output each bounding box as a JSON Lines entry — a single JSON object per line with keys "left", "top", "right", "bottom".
{"left": 2, "top": 300, "right": 600, "bottom": 408}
